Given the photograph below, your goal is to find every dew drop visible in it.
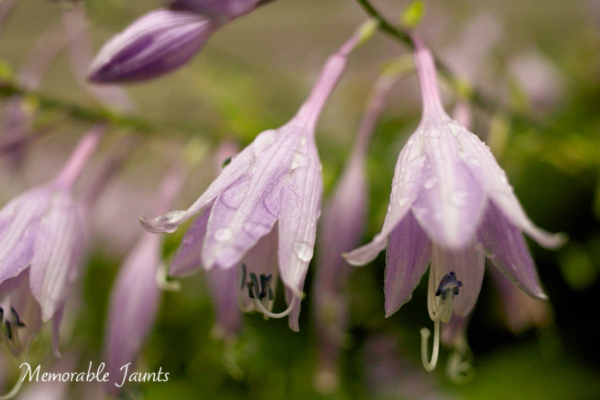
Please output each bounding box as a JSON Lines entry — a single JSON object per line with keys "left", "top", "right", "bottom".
{"left": 399, "top": 197, "right": 409, "bottom": 206}
{"left": 215, "top": 228, "right": 233, "bottom": 242}
{"left": 449, "top": 122, "right": 462, "bottom": 136}
{"left": 430, "top": 129, "right": 441, "bottom": 138}
{"left": 449, "top": 191, "right": 468, "bottom": 206}
{"left": 253, "top": 130, "right": 276, "bottom": 157}
{"left": 294, "top": 241, "right": 314, "bottom": 262}
{"left": 424, "top": 177, "right": 438, "bottom": 189}
{"left": 469, "top": 158, "right": 481, "bottom": 167}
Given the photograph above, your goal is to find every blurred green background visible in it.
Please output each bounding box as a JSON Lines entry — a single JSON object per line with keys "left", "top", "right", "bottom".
{"left": 1, "top": 0, "right": 600, "bottom": 399}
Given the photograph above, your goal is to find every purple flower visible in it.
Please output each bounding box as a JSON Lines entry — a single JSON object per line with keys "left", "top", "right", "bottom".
{"left": 104, "top": 163, "right": 186, "bottom": 394}
{"left": 88, "top": 9, "right": 215, "bottom": 83}
{"left": 345, "top": 40, "right": 565, "bottom": 370}
{"left": 142, "top": 25, "right": 369, "bottom": 331}
{"left": 0, "top": 126, "right": 104, "bottom": 355}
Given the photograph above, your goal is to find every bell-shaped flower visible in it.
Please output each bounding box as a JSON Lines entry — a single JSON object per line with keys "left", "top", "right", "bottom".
{"left": 88, "top": 9, "right": 215, "bottom": 83}
{"left": 345, "top": 39, "right": 565, "bottom": 371}
{"left": 142, "top": 24, "right": 371, "bottom": 331}
{"left": 0, "top": 126, "right": 104, "bottom": 355}
{"left": 103, "top": 163, "right": 186, "bottom": 394}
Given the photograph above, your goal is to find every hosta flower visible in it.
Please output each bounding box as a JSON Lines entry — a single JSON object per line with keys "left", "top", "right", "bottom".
{"left": 345, "top": 40, "right": 564, "bottom": 371}
{"left": 142, "top": 24, "right": 371, "bottom": 331}
{"left": 0, "top": 126, "right": 104, "bottom": 355}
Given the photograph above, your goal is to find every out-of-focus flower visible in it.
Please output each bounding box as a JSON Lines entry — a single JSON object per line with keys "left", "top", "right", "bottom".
{"left": 142, "top": 22, "right": 374, "bottom": 331}
{"left": 509, "top": 51, "right": 565, "bottom": 111}
{"left": 362, "top": 335, "right": 454, "bottom": 400}
{"left": 345, "top": 39, "right": 565, "bottom": 371}
{"left": 89, "top": 9, "right": 214, "bottom": 83}
{"left": 313, "top": 71, "right": 400, "bottom": 393}
{"left": 0, "top": 126, "right": 104, "bottom": 356}
{"left": 490, "top": 266, "right": 552, "bottom": 334}
{"left": 104, "top": 163, "right": 186, "bottom": 394}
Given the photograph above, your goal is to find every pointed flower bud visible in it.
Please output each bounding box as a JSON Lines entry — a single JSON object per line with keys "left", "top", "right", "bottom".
{"left": 88, "top": 9, "right": 215, "bottom": 83}
{"left": 142, "top": 23, "right": 370, "bottom": 331}
{"left": 0, "top": 126, "right": 104, "bottom": 355}
{"left": 345, "top": 38, "right": 565, "bottom": 373}
{"left": 104, "top": 163, "right": 186, "bottom": 394}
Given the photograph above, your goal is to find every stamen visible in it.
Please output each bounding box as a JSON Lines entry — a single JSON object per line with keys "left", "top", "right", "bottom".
{"left": 421, "top": 320, "right": 440, "bottom": 371}
{"left": 0, "top": 306, "right": 3, "bottom": 321}
{"left": 11, "top": 307, "right": 26, "bottom": 328}
{"left": 240, "top": 264, "right": 247, "bottom": 290}
{"left": 446, "top": 347, "right": 475, "bottom": 384}
{"left": 259, "top": 274, "right": 272, "bottom": 299}
{"left": 250, "top": 286, "right": 297, "bottom": 319}
{"left": 421, "top": 271, "right": 463, "bottom": 372}
{"left": 435, "top": 271, "right": 462, "bottom": 300}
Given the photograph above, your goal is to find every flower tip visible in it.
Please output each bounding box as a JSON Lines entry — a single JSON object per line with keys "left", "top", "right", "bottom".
{"left": 139, "top": 212, "right": 183, "bottom": 234}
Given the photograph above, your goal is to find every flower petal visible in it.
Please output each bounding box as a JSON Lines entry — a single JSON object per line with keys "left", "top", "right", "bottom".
{"left": 0, "top": 187, "right": 53, "bottom": 282}
{"left": 104, "top": 232, "right": 161, "bottom": 394}
{"left": 278, "top": 138, "right": 322, "bottom": 330}
{"left": 344, "top": 134, "right": 424, "bottom": 265}
{"left": 140, "top": 130, "right": 276, "bottom": 234}
{"left": 202, "top": 130, "right": 301, "bottom": 269}
{"left": 411, "top": 123, "right": 486, "bottom": 249}
{"left": 384, "top": 211, "right": 431, "bottom": 317}
{"left": 89, "top": 9, "right": 215, "bottom": 83}
{"left": 169, "top": 203, "right": 212, "bottom": 277}
{"left": 30, "top": 192, "right": 85, "bottom": 321}
{"left": 478, "top": 201, "right": 547, "bottom": 299}
{"left": 456, "top": 127, "right": 565, "bottom": 248}
{"left": 429, "top": 243, "right": 485, "bottom": 317}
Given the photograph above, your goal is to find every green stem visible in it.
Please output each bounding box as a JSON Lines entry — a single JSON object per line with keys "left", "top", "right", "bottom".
{"left": 354, "top": 0, "right": 547, "bottom": 127}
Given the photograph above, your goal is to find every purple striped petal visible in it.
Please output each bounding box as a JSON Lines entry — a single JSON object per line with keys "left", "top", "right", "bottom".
{"left": 104, "top": 233, "right": 161, "bottom": 394}
{"left": 141, "top": 129, "right": 274, "bottom": 234}
{"left": 384, "top": 211, "right": 431, "bottom": 317}
{"left": 429, "top": 244, "right": 485, "bottom": 317}
{"left": 344, "top": 134, "right": 424, "bottom": 266}
{"left": 0, "top": 187, "right": 53, "bottom": 282}
{"left": 478, "top": 201, "right": 547, "bottom": 299}
{"left": 30, "top": 191, "right": 85, "bottom": 321}
{"left": 170, "top": 203, "right": 212, "bottom": 277}
{"left": 278, "top": 137, "right": 322, "bottom": 331}
{"left": 456, "top": 126, "right": 565, "bottom": 248}
{"left": 202, "top": 130, "right": 301, "bottom": 269}
{"left": 411, "top": 123, "right": 486, "bottom": 249}
{"left": 89, "top": 9, "right": 215, "bottom": 83}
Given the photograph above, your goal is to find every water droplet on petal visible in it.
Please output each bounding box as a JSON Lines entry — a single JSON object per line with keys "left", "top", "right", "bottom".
{"left": 449, "top": 121, "right": 462, "bottom": 136}
{"left": 449, "top": 191, "right": 468, "bottom": 206}
{"left": 430, "top": 129, "right": 441, "bottom": 138}
{"left": 469, "top": 158, "right": 481, "bottom": 167}
{"left": 215, "top": 228, "right": 233, "bottom": 242}
{"left": 294, "top": 241, "right": 314, "bottom": 262}
{"left": 399, "top": 197, "right": 409, "bottom": 206}
{"left": 424, "top": 177, "right": 438, "bottom": 189}
{"left": 253, "top": 130, "right": 277, "bottom": 157}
